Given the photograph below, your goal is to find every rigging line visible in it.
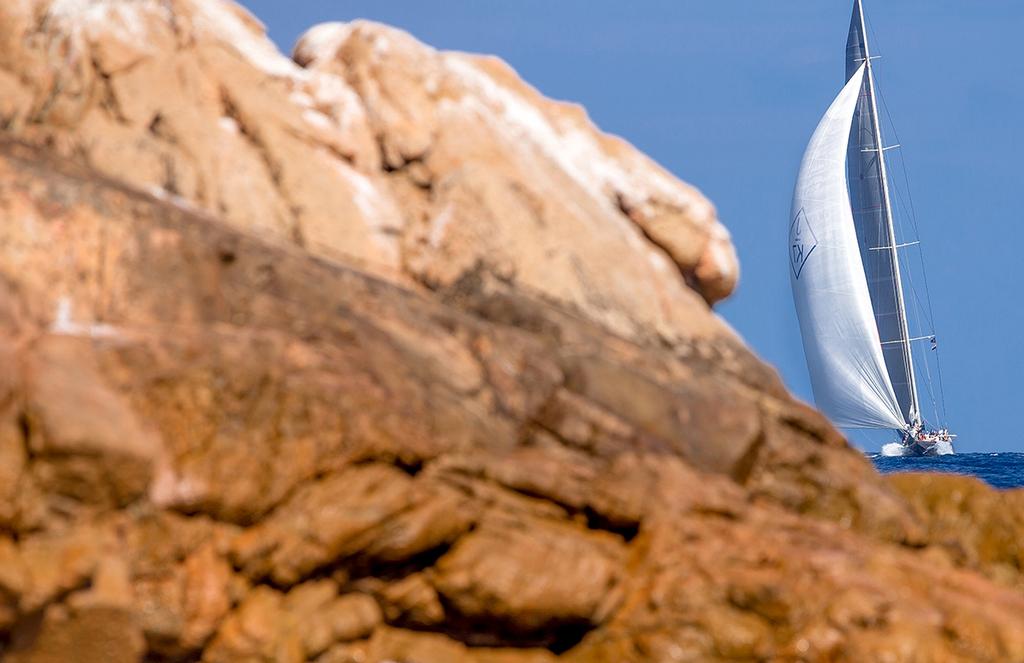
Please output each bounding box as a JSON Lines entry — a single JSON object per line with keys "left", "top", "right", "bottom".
{"left": 888, "top": 184, "right": 932, "bottom": 336}
{"left": 864, "top": 110, "right": 913, "bottom": 403}
{"left": 863, "top": 11, "right": 945, "bottom": 425}
{"left": 897, "top": 246, "right": 941, "bottom": 424}
{"left": 877, "top": 92, "right": 938, "bottom": 326}
{"left": 889, "top": 201, "right": 941, "bottom": 426}
{"left": 933, "top": 344, "right": 950, "bottom": 423}
{"left": 872, "top": 67, "right": 950, "bottom": 423}
{"left": 860, "top": 11, "right": 925, "bottom": 420}
{"left": 912, "top": 313, "right": 941, "bottom": 425}
{"left": 862, "top": 16, "right": 923, "bottom": 245}
{"left": 888, "top": 162, "right": 942, "bottom": 424}
{"left": 882, "top": 116, "right": 949, "bottom": 421}
{"left": 888, "top": 177, "right": 942, "bottom": 420}
{"left": 862, "top": 88, "right": 912, "bottom": 364}
{"left": 872, "top": 76, "right": 922, "bottom": 228}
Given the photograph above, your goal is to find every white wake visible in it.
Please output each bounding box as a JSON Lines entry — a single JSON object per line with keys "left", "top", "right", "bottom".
{"left": 881, "top": 442, "right": 909, "bottom": 457}
{"left": 880, "top": 441, "right": 956, "bottom": 457}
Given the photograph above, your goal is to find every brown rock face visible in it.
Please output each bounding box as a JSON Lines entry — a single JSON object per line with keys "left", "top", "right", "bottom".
{"left": 0, "top": 3, "right": 1020, "bottom": 662}
{"left": 0, "top": 0, "right": 736, "bottom": 346}
{"left": 888, "top": 474, "right": 1024, "bottom": 591}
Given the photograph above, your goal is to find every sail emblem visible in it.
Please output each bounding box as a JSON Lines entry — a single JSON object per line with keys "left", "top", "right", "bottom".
{"left": 789, "top": 208, "right": 818, "bottom": 279}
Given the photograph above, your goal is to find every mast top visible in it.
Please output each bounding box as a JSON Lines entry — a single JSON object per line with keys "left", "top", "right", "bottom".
{"left": 846, "top": 2, "right": 871, "bottom": 81}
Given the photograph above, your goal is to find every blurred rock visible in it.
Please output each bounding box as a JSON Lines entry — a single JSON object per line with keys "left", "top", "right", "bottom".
{"left": 23, "top": 337, "right": 164, "bottom": 507}
{"left": 0, "top": 2, "right": 1021, "bottom": 661}
{"left": 889, "top": 473, "right": 1024, "bottom": 590}
{"left": 204, "top": 581, "right": 380, "bottom": 662}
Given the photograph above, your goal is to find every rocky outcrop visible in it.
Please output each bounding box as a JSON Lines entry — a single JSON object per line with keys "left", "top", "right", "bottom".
{"left": 0, "top": 2, "right": 1022, "bottom": 662}
{"left": 1, "top": 137, "right": 1022, "bottom": 661}
{"left": 0, "top": 0, "right": 735, "bottom": 347}
{"left": 888, "top": 473, "right": 1024, "bottom": 593}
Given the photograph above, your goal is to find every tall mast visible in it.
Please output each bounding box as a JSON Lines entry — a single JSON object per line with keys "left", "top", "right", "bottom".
{"left": 856, "top": 2, "right": 921, "bottom": 427}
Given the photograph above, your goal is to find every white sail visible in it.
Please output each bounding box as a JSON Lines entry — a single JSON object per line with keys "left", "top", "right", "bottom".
{"left": 789, "top": 65, "right": 907, "bottom": 430}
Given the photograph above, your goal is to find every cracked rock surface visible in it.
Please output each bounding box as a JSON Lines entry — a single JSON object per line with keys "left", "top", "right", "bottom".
{"left": 0, "top": 2, "right": 1023, "bottom": 662}
{"left": 0, "top": 0, "right": 737, "bottom": 344}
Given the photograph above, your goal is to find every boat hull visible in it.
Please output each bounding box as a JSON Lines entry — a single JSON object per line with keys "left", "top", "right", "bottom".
{"left": 906, "top": 441, "right": 943, "bottom": 457}
{"left": 898, "top": 435, "right": 955, "bottom": 457}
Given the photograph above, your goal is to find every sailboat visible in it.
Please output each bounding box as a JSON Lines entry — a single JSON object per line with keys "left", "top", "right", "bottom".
{"left": 789, "top": 1, "right": 954, "bottom": 456}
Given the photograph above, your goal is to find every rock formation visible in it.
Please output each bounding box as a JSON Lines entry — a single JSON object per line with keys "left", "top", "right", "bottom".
{"left": 0, "top": 2, "right": 1021, "bottom": 662}
{"left": 0, "top": 0, "right": 736, "bottom": 344}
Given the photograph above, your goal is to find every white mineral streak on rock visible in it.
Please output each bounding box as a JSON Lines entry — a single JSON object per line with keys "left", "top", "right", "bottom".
{"left": 439, "top": 55, "right": 703, "bottom": 286}
{"left": 427, "top": 204, "right": 455, "bottom": 249}
{"left": 302, "top": 108, "right": 333, "bottom": 131}
{"left": 432, "top": 91, "right": 644, "bottom": 259}
{"left": 442, "top": 54, "right": 696, "bottom": 211}
{"left": 330, "top": 160, "right": 403, "bottom": 260}
{"left": 6, "top": 2, "right": 740, "bottom": 349}
{"left": 47, "top": 0, "right": 164, "bottom": 43}
{"left": 189, "top": 0, "right": 300, "bottom": 79}
{"left": 50, "top": 297, "right": 121, "bottom": 339}
{"left": 218, "top": 116, "right": 240, "bottom": 134}
{"left": 292, "top": 21, "right": 355, "bottom": 65}
{"left": 150, "top": 464, "right": 208, "bottom": 508}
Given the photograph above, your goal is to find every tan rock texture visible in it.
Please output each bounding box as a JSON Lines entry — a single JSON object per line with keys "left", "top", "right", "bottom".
{"left": 888, "top": 474, "right": 1024, "bottom": 593}
{"left": 0, "top": 2, "right": 1020, "bottom": 662}
{"left": 0, "top": 0, "right": 737, "bottom": 346}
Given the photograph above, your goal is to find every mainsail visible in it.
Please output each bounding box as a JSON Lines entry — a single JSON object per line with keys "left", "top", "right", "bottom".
{"left": 846, "top": 0, "right": 921, "bottom": 426}
{"left": 789, "top": 65, "right": 907, "bottom": 430}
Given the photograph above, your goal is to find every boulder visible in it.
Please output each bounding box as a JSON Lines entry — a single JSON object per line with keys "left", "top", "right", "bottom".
{"left": 0, "top": 2, "right": 1020, "bottom": 661}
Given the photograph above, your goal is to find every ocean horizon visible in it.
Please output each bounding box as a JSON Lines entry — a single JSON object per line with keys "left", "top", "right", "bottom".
{"left": 870, "top": 452, "right": 1024, "bottom": 490}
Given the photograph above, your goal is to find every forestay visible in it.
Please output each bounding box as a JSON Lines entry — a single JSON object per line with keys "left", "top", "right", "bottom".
{"left": 789, "top": 65, "right": 907, "bottom": 430}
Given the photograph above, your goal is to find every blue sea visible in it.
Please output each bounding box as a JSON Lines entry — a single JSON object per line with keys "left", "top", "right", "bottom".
{"left": 869, "top": 452, "right": 1024, "bottom": 490}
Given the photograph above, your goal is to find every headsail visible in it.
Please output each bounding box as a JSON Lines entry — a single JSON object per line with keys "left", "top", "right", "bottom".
{"left": 846, "top": 0, "right": 920, "bottom": 425}
{"left": 789, "top": 65, "right": 907, "bottom": 430}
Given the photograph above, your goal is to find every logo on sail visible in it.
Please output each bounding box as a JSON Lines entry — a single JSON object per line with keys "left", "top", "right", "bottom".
{"left": 789, "top": 208, "right": 818, "bottom": 279}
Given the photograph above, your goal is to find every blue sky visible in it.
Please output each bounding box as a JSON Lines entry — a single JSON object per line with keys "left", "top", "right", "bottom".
{"left": 239, "top": 1, "right": 1023, "bottom": 452}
